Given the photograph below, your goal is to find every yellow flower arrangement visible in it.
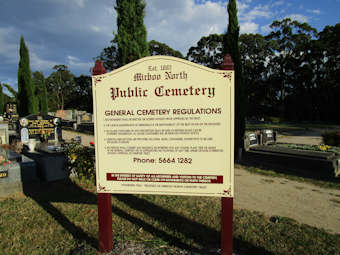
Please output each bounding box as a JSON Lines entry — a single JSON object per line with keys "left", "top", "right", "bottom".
{"left": 319, "top": 145, "right": 331, "bottom": 151}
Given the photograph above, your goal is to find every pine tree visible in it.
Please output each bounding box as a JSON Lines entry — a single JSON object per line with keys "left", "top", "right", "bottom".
{"left": 115, "top": 0, "right": 149, "bottom": 66}
{"left": 223, "top": 0, "right": 247, "bottom": 158}
{"left": 17, "top": 36, "right": 37, "bottom": 116}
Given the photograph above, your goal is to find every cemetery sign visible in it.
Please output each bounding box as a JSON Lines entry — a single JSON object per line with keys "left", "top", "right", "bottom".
{"left": 93, "top": 56, "right": 234, "bottom": 197}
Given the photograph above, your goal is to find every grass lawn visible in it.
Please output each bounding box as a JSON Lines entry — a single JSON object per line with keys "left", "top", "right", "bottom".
{"left": 0, "top": 178, "right": 339, "bottom": 255}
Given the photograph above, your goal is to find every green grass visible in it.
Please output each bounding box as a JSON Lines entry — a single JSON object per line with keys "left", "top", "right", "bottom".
{"left": 0, "top": 179, "right": 339, "bottom": 255}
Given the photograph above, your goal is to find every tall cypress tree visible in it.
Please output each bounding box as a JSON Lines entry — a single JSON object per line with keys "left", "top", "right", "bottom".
{"left": 17, "top": 36, "right": 37, "bottom": 116}
{"left": 223, "top": 0, "right": 246, "bottom": 158}
{"left": 115, "top": 0, "right": 149, "bottom": 66}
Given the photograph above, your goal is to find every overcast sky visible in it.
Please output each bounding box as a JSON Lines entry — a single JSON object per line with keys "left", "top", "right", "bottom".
{"left": 0, "top": 0, "right": 339, "bottom": 92}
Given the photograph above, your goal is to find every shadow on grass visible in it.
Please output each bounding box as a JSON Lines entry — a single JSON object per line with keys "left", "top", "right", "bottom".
{"left": 23, "top": 179, "right": 273, "bottom": 254}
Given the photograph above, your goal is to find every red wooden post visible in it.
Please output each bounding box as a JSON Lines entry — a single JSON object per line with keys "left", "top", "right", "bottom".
{"left": 221, "top": 54, "right": 234, "bottom": 255}
{"left": 93, "top": 60, "right": 113, "bottom": 253}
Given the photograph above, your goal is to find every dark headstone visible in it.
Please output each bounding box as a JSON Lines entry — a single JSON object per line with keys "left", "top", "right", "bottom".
{"left": 18, "top": 114, "right": 62, "bottom": 142}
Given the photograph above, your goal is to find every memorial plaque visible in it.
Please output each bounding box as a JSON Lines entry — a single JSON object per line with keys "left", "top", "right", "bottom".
{"left": 0, "top": 170, "right": 8, "bottom": 178}
{"left": 93, "top": 56, "right": 234, "bottom": 197}
{"left": 18, "top": 115, "right": 61, "bottom": 141}
{"left": 80, "top": 113, "right": 93, "bottom": 123}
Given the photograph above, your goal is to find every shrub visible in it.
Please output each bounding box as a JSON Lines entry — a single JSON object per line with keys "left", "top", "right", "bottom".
{"left": 322, "top": 131, "right": 340, "bottom": 147}
{"left": 64, "top": 143, "right": 96, "bottom": 183}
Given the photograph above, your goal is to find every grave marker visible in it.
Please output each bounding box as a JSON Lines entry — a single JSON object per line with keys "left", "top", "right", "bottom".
{"left": 18, "top": 114, "right": 62, "bottom": 142}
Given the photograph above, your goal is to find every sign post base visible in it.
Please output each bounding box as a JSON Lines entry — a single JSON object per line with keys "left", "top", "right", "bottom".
{"left": 98, "top": 193, "right": 113, "bottom": 253}
{"left": 221, "top": 197, "right": 233, "bottom": 255}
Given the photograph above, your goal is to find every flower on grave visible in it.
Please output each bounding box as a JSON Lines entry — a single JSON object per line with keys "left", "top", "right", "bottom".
{"left": 319, "top": 145, "right": 331, "bottom": 151}
{"left": 89, "top": 141, "right": 94, "bottom": 146}
{"left": 0, "top": 156, "right": 11, "bottom": 167}
{"left": 40, "top": 130, "right": 49, "bottom": 140}
{"left": 71, "top": 154, "right": 77, "bottom": 162}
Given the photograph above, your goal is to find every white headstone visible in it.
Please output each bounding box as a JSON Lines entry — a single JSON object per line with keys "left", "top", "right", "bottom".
{"left": 21, "top": 128, "right": 29, "bottom": 144}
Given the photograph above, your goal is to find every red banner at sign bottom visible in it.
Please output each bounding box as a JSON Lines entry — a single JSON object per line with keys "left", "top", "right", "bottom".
{"left": 106, "top": 173, "right": 223, "bottom": 184}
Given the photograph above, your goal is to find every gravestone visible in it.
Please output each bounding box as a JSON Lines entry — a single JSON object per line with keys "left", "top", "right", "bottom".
{"left": 0, "top": 123, "right": 9, "bottom": 145}
{"left": 18, "top": 115, "right": 68, "bottom": 182}
{"left": 77, "top": 113, "right": 93, "bottom": 124}
{"left": 0, "top": 146, "right": 38, "bottom": 197}
{"left": 244, "top": 132, "right": 259, "bottom": 151}
{"left": 18, "top": 114, "right": 62, "bottom": 143}
{"left": 56, "top": 110, "right": 74, "bottom": 121}
{"left": 261, "top": 129, "right": 276, "bottom": 145}
{"left": 4, "top": 102, "right": 19, "bottom": 120}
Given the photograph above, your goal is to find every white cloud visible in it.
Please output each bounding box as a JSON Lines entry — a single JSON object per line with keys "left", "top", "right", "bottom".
{"left": 30, "top": 52, "right": 58, "bottom": 71}
{"left": 145, "top": 0, "right": 228, "bottom": 54}
{"left": 0, "top": 27, "right": 19, "bottom": 64}
{"left": 307, "top": 9, "right": 321, "bottom": 15}
{"left": 48, "top": 0, "right": 86, "bottom": 8}
{"left": 74, "top": 0, "right": 86, "bottom": 8}
{"left": 271, "top": 0, "right": 284, "bottom": 7}
{"left": 240, "top": 5, "right": 272, "bottom": 22}
{"left": 261, "top": 24, "right": 272, "bottom": 34}
{"left": 240, "top": 22, "right": 259, "bottom": 34}
{"left": 90, "top": 25, "right": 102, "bottom": 32}
{"left": 285, "top": 14, "right": 309, "bottom": 23}
{"left": 66, "top": 55, "right": 92, "bottom": 70}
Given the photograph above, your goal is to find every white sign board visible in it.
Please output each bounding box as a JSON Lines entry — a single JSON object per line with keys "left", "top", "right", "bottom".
{"left": 93, "top": 56, "right": 234, "bottom": 197}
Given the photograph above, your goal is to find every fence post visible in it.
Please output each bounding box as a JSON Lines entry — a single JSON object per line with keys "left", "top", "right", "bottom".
{"left": 92, "top": 60, "right": 113, "bottom": 253}
{"left": 221, "top": 54, "right": 234, "bottom": 255}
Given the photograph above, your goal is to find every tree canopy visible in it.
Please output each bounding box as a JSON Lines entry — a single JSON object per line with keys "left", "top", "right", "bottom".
{"left": 186, "top": 34, "right": 223, "bottom": 68}
{"left": 187, "top": 19, "right": 339, "bottom": 123}
{"left": 149, "top": 40, "right": 183, "bottom": 58}
{"left": 46, "top": 65, "right": 75, "bottom": 111}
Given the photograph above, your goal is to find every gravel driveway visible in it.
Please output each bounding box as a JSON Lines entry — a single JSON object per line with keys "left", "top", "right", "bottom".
{"left": 234, "top": 167, "right": 340, "bottom": 234}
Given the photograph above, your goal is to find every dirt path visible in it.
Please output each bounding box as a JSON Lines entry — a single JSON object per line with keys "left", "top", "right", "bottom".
{"left": 277, "top": 128, "right": 323, "bottom": 145}
{"left": 62, "top": 130, "right": 94, "bottom": 147}
{"left": 62, "top": 130, "right": 340, "bottom": 234}
{"left": 234, "top": 167, "right": 340, "bottom": 234}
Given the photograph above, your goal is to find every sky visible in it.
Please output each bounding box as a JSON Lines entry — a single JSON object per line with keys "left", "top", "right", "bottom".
{"left": 0, "top": 0, "right": 339, "bottom": 92}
